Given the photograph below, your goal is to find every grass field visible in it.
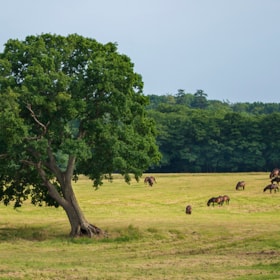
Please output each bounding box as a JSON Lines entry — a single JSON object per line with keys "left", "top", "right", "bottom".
{"left": 0, "top": 173, "right": 280, "bottom": 279}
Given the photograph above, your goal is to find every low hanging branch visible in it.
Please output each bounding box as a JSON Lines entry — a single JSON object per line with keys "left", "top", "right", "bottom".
{"left": 26, "top": 103, "right": 50, "bottom": 139}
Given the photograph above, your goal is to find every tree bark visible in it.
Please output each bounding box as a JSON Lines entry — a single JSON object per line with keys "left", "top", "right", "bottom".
{"left": 37, "top": 161, "right": 104, "bottom": 238}
{"left": 61, "top": 186, "right": 104, "bottom": 238}
{"left": 63, "top": 202, "right": 104, "bottom": 238}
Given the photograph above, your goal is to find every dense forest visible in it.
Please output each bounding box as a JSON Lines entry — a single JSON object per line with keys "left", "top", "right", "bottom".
{"left": 146, "top": 90, "right": 280, "bottom": 173}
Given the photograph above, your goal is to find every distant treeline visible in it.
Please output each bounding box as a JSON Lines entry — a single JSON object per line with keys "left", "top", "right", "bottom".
{"left": 146, "top": 90, "right": 280, "bottom": 173}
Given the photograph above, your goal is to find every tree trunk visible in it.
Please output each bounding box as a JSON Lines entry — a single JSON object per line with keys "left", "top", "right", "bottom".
{"left": 62, "top": 193, "right": 105, "bottom": 238}
{"left": 38, "top": 155, "right": 105, "bottom": 238}
{"left": 62, "top": 174, "right": 105, "bottom": 238}
{"left": 39, "top": 167, "right": 105, "bottom": 238}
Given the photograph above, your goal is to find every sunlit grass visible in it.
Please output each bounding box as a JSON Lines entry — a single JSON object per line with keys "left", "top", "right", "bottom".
{"left": 0, "top": 172, "right": 279, "bottom": 279}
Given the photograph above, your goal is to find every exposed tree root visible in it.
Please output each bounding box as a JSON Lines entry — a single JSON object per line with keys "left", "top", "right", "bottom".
{"left": 75, "top": 223, "right": 107, "bottom": 238}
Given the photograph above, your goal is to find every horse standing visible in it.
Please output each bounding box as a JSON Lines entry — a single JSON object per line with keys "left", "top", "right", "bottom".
{"left": 271, "top": 177, "right": 280, "bottom": 185}
{"left": 236, "top": 181, "right": 245, "bottom": 190}
{"left": 185, "top": 205, "right": 192, "bottom": 214}
{"left": 263, "top": 184, "right": 279, "bottom": 193}
{"left": 269, "top": 168, "right": 279, "bottom": 179}
{"left": 222, "top": 195, "right": 230, "bottom": 205}
{"left": 144, "top": 176, "right": 156, "bottom": 187}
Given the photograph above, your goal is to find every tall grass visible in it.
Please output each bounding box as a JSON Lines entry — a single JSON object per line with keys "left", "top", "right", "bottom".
{"left": 0, "top": 173, "right": 279, "bottom": 279}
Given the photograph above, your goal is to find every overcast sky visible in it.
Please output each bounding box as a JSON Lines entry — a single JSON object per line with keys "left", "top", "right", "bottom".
{"left": 1, "top": 0, "right": 279, "bottom": 103}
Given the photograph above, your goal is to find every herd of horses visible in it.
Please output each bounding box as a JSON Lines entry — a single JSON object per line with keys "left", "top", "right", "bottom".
{"left": 205, "top": 169, "right": 280, "bottom": 209}
{"left": 205, "top": 169, "right": 280, "bottom": 210}
{"left": 145, "top": 169, "right": 280, "bottom": 215}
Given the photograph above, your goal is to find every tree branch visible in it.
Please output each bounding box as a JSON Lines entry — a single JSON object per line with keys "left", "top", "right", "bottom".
{"left": 45, "top": 145, "right": 64, "bottom": 183}
{"left": 65, "top": 156, "right": 76, "bottom": 181}
{"left": 20, "top": 159, "right": 37, "bottom": 167}
{"left": 0, "top": 154, "right": 8, "bottom": 159}
{"left": 36, "top": 161, "right": 67, "bottom": 207}
{"left": 26, "top": 103, "right": 50, "bottom": 139}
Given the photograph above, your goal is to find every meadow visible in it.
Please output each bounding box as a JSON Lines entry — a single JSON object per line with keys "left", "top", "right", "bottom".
{"left": 0, "top": 173, "right": 279, "bottom": 280}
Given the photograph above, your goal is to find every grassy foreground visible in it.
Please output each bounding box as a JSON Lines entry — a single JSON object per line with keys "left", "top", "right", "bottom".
{"left": 0, "top": 173, "right": 279, "bottom": 279}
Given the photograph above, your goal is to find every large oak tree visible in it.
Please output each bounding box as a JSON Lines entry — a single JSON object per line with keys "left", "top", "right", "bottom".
{"left": 0, "top": 34, "right": 160, "bottom": 237}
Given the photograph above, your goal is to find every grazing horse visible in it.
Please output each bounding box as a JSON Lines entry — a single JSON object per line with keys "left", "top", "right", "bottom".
{"left": 263, "top": 184, "right": 279, "bottom": 193}
{"left": 236, "top": 181, "right": 245, "bottom": 190}
{"left": 207, "top": 196, "right": 223, "bottom": 207}
{"left": 271, "top": 177, "right": 280, "bottom": 185}
{"left": 269, "top": 168, "right": 280, "bottom": 179}
{"left": 185, "top": 205, "right": 192, "bottom": 215}
{"left": 144, "top": 176, "right": 156, "bottom": 187}
{"left": 221, "top": 195, "right": 230, "bottom": 205}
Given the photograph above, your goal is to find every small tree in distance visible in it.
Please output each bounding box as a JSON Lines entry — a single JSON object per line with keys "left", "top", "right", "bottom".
{"left": 191, "top": 89, "right": 208, "bottom": 109}
{"left": 0, "top": 34, "right": 160, "bottom": 237}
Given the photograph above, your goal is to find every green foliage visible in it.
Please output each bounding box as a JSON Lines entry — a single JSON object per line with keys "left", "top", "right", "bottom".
{"left": 147, "top": 94, "right": 280, "bottom": 172}
{"left": 0, "top": 33, "right": 160, "bottom": 208}
{"left": 0, "top": 90, "right": 28, "bottom": 147}
{"left": 191, "top": 89, "right": 208, "bottom": 109}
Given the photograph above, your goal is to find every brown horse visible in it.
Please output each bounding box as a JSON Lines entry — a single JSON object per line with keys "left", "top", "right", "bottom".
{"left": 207, "top": 196, "right": 223, "bottom": 207}
{"left": 263, "top": 184, "right": 279, "bottom": 193}
{"left": 185, "top": 205, "right": 192, "bottom": 214}
{"left": 221, "top": 195, "right": 230, "bottom": 205}
{"left": 271, "top": 177, "right": 280, "bottom": 185}
{"left": 144, "top": 176, "right": 156, "bottom": 187}
{"left": 236, "top": 181, "right": 245, "bottom": 190}
{"left": 269, "top": 168, "right": 279, "bottom": 179}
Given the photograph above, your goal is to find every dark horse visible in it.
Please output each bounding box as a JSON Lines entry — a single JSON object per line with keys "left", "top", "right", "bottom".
{"left": 207, "top": 196, "right": 224, "bottom": 207}
{"left": 263, "top": 184, "right": 279, "bottom": 193}
{"left": 236, "top": 181, "right": 245, "bottom": 190}
{"left": 185, "top": 205, "right": 192, "bottom": 214}
{"left": 271, "top": 177, "right": 280, "bottom": 185}
{"left": 144, "top": 176, "right": 156, "bottom": 187}
{"left": 269, "top": 168, "right": 280, "bottom": 179}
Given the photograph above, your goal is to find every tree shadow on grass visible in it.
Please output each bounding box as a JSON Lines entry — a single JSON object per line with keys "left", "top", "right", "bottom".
{"left": 0, "top": 225, "right": 67, "bottom": 241}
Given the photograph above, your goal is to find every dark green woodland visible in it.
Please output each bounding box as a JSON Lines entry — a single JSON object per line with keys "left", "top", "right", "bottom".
{"left": 146, "top": 89, "right": 280, "bottom": 173}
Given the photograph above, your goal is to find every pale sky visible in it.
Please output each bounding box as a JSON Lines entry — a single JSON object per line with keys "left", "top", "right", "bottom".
{"left": 1, "top": 0, "right": 279, "bottom": 103}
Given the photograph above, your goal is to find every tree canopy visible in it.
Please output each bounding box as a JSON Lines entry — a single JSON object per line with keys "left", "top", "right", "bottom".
{"left": 0, "top": 34, "right": 160, "bottom": 237}
{"left": 146, "top": 93, "right": 280, "bottom": 173}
